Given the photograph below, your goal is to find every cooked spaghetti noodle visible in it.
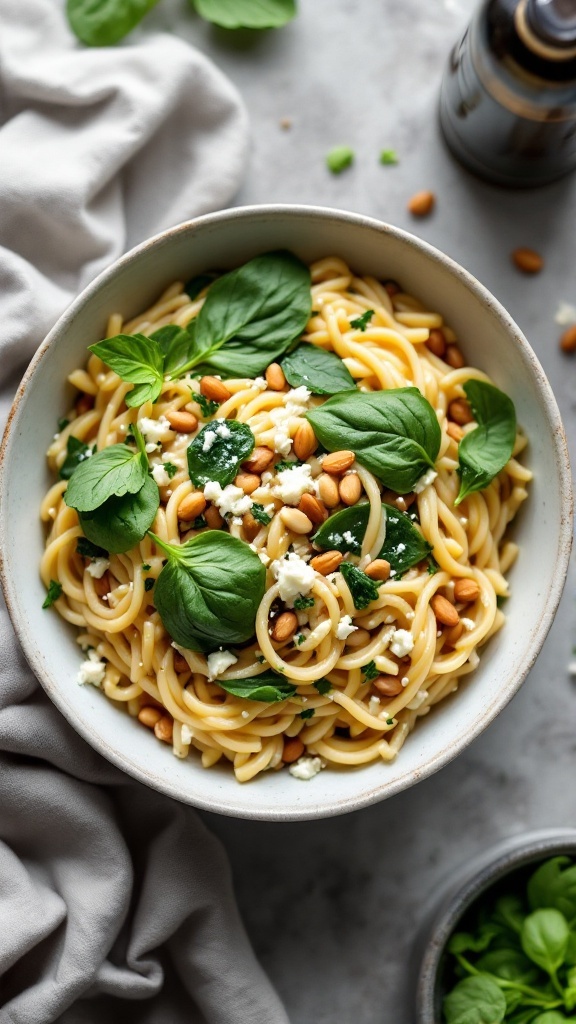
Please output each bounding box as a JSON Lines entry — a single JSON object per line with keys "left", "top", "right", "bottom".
{"left": 41, "top": 257, "right": 531, "bottom": 782}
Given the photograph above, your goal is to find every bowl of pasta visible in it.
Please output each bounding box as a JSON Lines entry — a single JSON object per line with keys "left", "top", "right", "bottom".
{"left": 0, "top": 205, "right": 571, "bottom": 819}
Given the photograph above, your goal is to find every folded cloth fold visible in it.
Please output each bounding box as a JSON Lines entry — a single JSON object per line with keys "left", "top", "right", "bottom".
{"left": 0, "top": 4, "right": 289, "bottom": 1022}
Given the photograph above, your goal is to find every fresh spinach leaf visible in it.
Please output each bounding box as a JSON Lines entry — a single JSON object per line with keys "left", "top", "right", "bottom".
{"left": 493, "top": 895, "right": 526, "bottom": 935}
{"left": 447, "top": 925, "right": 504, "bottom": 956}
{"left": 521, "top": 909, "right": 569, "bottom": 976}
{"left": 281, "top": 345, "right": 355, "bottom": 395}
{"left": 312, "top": 503, "right": 431, "bottom": 577}
{"left": 59, "top": 436, "right": 95, "bottom": 480}
{"left": 456, "top": 380, "right": 516, "bottom": 504}
{"left": 350, "top": 310, "right": 374, "bottom": 331}
{"left": 150, "top": 531, "right": 266, "bottom": 651}
{"left": 306, "top": 387, "right": 440, "bottom": 494}
{"left": 42, "top": 580, "right": 63, "bottom": 609}
{"left": 191, "top": 0, "right": 296, "bottom": 29}
{"left": 528, "top": 857, "right": 576, "bottom": 924}
{"left": 340, "top": 562, "right": 380, "bottom": 610}
{"left": 76, "top": 537, "right": 108, "bottom": 559}
{"left": 187, "top": 420, "right": 255, "bottom": 488}
{"left": 251, "top": 503, "right": 273, "bottom": 526}
{"left": 64, "top": 426, "right": 148, "bottom": 513}
{"left": 89, "top": 333, "right": 164, "bottom": 407}
{"left": 184, "top": 272, "right": 218, "bottom": 300}
{"left": 529, "top": 1013, "right": 569, "bottom": 1023}
{"left": 66, "top": 0, "right": 159, "bottom": 46}
{"left": 79, "top": 473, "right": 160, "bottom": 554}
{"left": 475, "top": 949, "right": 540, "bottom": 985}
{"left": 443, "top": 975, "right": 507, "bottom": 1024}
{"left": 191, "top": 391, "right": 220, "bottom": 419}
{"left": 216, "top": 670, "right": 296, "bottom": 702}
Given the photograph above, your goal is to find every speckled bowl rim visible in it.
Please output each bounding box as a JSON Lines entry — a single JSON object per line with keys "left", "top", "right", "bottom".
{"left": 415, "top": 828, "right": 576, "bottom": 1022}
{"left": 0, "top": 204, "right": 572, "bottom": 820}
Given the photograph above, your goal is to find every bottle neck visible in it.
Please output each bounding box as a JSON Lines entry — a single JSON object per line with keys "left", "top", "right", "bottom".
{"left": 485, "top": 0, "right": 576, "bottom": 82}
{"left": 516, "top": 0, "right": 576, "bottom": 61}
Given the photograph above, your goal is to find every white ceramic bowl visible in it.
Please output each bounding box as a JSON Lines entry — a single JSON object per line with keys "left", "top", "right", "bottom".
{"left": 0, "top": 205, "right": 572, "bottom": 820}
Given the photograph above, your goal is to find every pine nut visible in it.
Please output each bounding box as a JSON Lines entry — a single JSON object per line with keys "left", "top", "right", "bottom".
{"left": 265, "top": 363, "right": 286, "bottom": 391}
{"left": 270, "top": 610, "right": 298, "bottom": 643}
{"left": 431, "top": 593, "right": 460, "bottom": 627}
{"left": 322, "top": 450, "right": 356, "bottom": 475}
{"left": 75, "top": 393, "right": 94, "bottom": 416}
{"left": 317, "top": 473, "right": 340, "bottom": 507}
{"left": 293, "top": 420, "right": 318, "bottom": 461}
{"left": 560, "top": 325, "right": 576, "bottom": 352}
{"left": 339, "top": 472, "right": 362, "bottom": 506}
{"left": 445, "top": 345, "right": 465, "bottom": 369}
{"left": 373, "top": 675, "right": 404, "bottom": 697}
{"left": 454, "top": 578, "right": 480, "bottom": 603}
{"left": 243, "top": 446, "right": 274, "bottom": 474}
{"left": 282, "top": 736, "right": 305, "bottom": 763}
{"left": 138, "top": 706, "right": 163, "bottom": 728}
{"left": 242, "top": 511, "right": 261, "bottom": 541}
{"left": 298, "top": 493, "right": 327, "bottom": 524}
{"left": 343, "top": 626, "right": 371, "bottom": 647}
{"left": 154, "top": 716, "right": 174, "bottom": 743}
{"left": 448, "top": 398, "right": 473, "bottom": 425}
{"left": 511, "top": 247, "right": 544, "bottom": 274}
{"left": 173, "top": 652, "right": 190, "bottom": 673}
{"left": 446, "top": 421, "right": 464, "bottom": 442}
{"left": 280, "top": 507, "right": 313, "bottom": 534}
{"left": 309, "top": 550, "right": 343, "bottom": 575}
{"left": 365, "top": 559, "right": 391, "bottom": 581}
{"left": 443, "top": 622, "right": 464, "bottom": 647}
{"left": 407, "top": 190, "right": 435, "bottom": 217}
{"left": 178, "top": 491, "right": 207, "bottom": 522}
{"left": 166, "top": 409, "right": 198, "bottom": 433}
{"left": 426, "top": 328, "right": 446, "bottom": 357}
{"left": 204, "top": 505, "right": 224, "bottom": 529}
{"left": 93, "top": 572, "right": 110, "bottom": 597}
{"left": 200, "top": 376, "right": 231, "bottom": 403}
{"left": 234, "top": 472, "right": 261, "bottom": 494}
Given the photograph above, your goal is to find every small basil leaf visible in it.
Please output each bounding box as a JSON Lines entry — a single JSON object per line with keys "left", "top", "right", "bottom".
{"left": 530, "top": 1014, "right": 570, "bottom": 1023}
{"left": 216, "top": 671, "right": 296, "bottom": 702}
{"left": 191, "top": 0, "right": 296, "bottom": 30}
{"left": 42, "top": 580, "right": 63, "bottom": 609}
{"left": 187, "top": 420, "right": 255, "bottom": 488}
{"left": 251, "top": 503, "right": 273, "bottom": 526}
{"left": 528, "top": 857, "right": 576, "bottom": 923}
{"left": 313, "top": 503, "right": 431, "bottom": 577}
{"left": 76, "top": 537, "right": 108, "bottom": 559}
{"left": 59, "top": 436, "right": 95, "bottom": 480}
{"left": 150, "top": 322, "right": 198, "bottom": 378}
{"left": 475, "top": 948, "right": 540, "bottom": 985}
{"left": 151, "top": 531, "right": 266, "bottom": 651}
{"left": 456, "top": 380, "right": 516, "bottom": 504}
{"left": 350, "top": 310, "right": 374, "bottom": 331}
{"left": 281, "top": 345, "right": 355, "bottom": 395}
{"left": 192, "top": 391, "right": 220, "bottom": 419}
{"left": 64, "top": 439, "right": 148, "bottom": 513}
{"left": 79, "top": 474, "right": 160, "bottom": 554}
{"left": 339, "top": 563, "right": 380, "bottom": 610}
{"left": 184, "top": 272, "right": 218, "bottom": 300}
{"left": 493, "top": 894, "right": 526, "bottom": 935}
{"left": 306, "top": 387, "right": 440, "bottom": 494}
{"left": 89, "top": 333, "right": 164, "bottom": 408}
{"left": 66, "top": 0, "right": 159, "bottom": 46}
{"left": 442, "top": 976, "right": 506, "bottom": 1024}
{"left": 521, "top": 909, "right": 569, "bottom": 975}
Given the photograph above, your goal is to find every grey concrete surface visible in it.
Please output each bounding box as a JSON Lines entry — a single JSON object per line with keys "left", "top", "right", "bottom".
{"left": 149, "top": 1, "right": 576, "bottom": 1020}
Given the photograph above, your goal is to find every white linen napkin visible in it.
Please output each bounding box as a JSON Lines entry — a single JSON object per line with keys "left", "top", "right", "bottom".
{"left": 0, "top": 3, "right": 289, "bottom": 1022}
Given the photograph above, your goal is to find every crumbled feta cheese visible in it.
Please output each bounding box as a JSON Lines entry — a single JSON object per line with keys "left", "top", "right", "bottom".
{"left": 336, "top": 615, "right": 357, "bottom": 640}
{"left": 413, "top": 467, "right": 437, "bottom": 494}
{"left": 253, "top": 377, "right": 267, "bottom": 390}
{"left": 215, "top": 420, "right": 231, "bottom": 439}
{"left": 86, "top": 557, "right": 110, "bottom": 579}
{"left": 271, "top": 552, "right": 315, "bottom": 606}
{"left": 285, "top": 386, "right": 311, "bottom": 411}
{"left": 368, "top": 695, "right": 381, "bottom": 716}
{"left": 139, "top": 415, "right": 172, "bottom": 453}
{"left": 181, "top": 724, "right": 193, "bottom": 745}
{"left": 460, "top": 617, "right": 475, "bottom": 631}
{"left": 151, "top": 463, "right": 172, "bottom": 487}
{"left": 396, "top": 542, "right": 406, "bottom": 553}
{"left": 401, "top": 676, "right": 410, "bottom": 686}
{"left": 342, "top": 530, "right": 356, "bottom": 545}
{"left": 77, "top": 649, "right": 106, "bottom": 687}
{"left": 273, "top": 463, "right": 316, "bottom": 505}
{"left": 269, "top": 387, "right": 312, "bottom": 455}
{"left": 203, "top": 481, "right": 252, "bottom": 517}
{"left": 289, "top": 756, "right": 325, "bottom": 780}
{"left": 407, "top": 689, "right": 429, "bottom": 710}
{"left": 241, "top": 710, "right": 250, "bottom": 719}
{"left": 390, "top": 628, "right": 414, "bottom": 658}
{"left": 555, "top": 301, "right": 576, "bottom": 325}
{"left": 207, "top": 649, "right": 238, "bottom": 680}
{"left": 202, "top": 429, "right": 217, "bottom": 452}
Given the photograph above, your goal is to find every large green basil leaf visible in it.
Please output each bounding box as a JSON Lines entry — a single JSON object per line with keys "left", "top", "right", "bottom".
{"left": 217, "top": 671, "right": 297, "bottom": 702}
{"left": 191, "top": 0, "right": 296, "bottom": 30}
{"left": 59, "top": 436, "right": 95, "bottom": 481}
{"left": 79, "top": 474, "right": 160, "bottom": 554}
{"left": 64, "top": 429, "right": 148, "bottom": 513}
{"left": 528, "top": 858, "right": 576, "bottom": 924}
{"left": 443, "top": 976, "right": 506, "bottom": 1024}
{"left": 456, "top": 380, "right": 516, "bottom": 504}
{"left": 89, "top": 333, "right": 164, "bottom": 407}
{"left": 312, "top": 503, "right": 431, "bottom": 577}
{"left": 187, "top": 420, "right": 254, "bottom": 488}
{"left": 306, "top": 387, "right": 440, "bottom": 493}
{"left": 281, "top": 344, "right": 355, "bottom": 395}
{"left": 150, "top": 531, "right": 266, "bottom": 651}
{"left": 150, "top": 323, "right": 198, "bottom": 378}
{"left": 521, "top": 909, "right": 569, "bottom": 975}
{"left": 184, "top": 272, "right": 218, "bottom": 300}
{"left": 67, "top": 0, "right": 160, "bottom": 46}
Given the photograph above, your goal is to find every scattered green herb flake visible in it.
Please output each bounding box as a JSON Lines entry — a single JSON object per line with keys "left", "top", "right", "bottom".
{"left": 144, "top": 577, "right": 155, "bottom": 592}
{"left": 142, "top": 563, "right": 151, "bottom": 571}
{"left": 255, "top": 654, "right": 266, "bottom": 664}
{"left": 163, "top": 462, "right": 178, "bottom": 479}
{"left": 191, "top": 392, "right": 219, "bottom": 419}
{"left": 310, "top": 310, "right": 320, "bottom": 317}
{"left": 59, "top": 437, "right": 95, "bottom": 481}
{"left": 275, "top": 459, "right": 303, "bottom": 472}
{"left": 350, "top": 310, "right": 374, "bottom": 332}
{"left": 379, "top": 149, "right": 399, "bottom": 165}
{"left": 427, "top": 556, "right": 440, "bottom": 575}
{"left": 299, "top": 708, "right": 315, "bottom": 719}
{"left": 295, "top": 633, "right": 306, "bottom": 645}
{"left": 496, "top": 594, "right": 508, "bottom": 608}
{"left": 386, "top": 718, "right": 395, "bottom": 725}
{"left": 314, "top": 678, "right": 332, "bottom": 695}
{"left": 326, "top": 146, "right": 354, "bottom": 174}
{"left": 294, "top": 596, "right": 315, "bottom": 610}
{"left": 340, "top": 562, "right": 381, "bottom": 610}
{"left": 251, "top": 503, "right": 273, "bottom": 526}
{"left": 57, "top": 417, "right": 70, "bottom": 431}
{"left": 43, "top": 580, "right": 63, "bottom": 609}
{"left": 192, "top": 515, "right": 207, "bottom": 530}
{"left": 362, "top": 660, "right": 379, "bottom": 682}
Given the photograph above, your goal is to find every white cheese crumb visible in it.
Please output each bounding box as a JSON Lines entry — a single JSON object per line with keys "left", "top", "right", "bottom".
{"left": 342, "top": 530, "right": 356, "bottom": 545}
{"left": 241, "top": 710, "right": 251, "bottom": 719}
{"left": 203, "top": 481, "right": 253, "bottom": 517}
{"left": 413, "top": 468, "right": 437, "bottom": 494}
{"left": 368, "top": 696, "right": 381, "bottom": 716}
{"left": 139, "top": 415, "right": 172, "bottom": 452}
{"left": 151, "top": 463, "right": 172, "bottom": 487}
{"left": 271, "top": 552, "right": 315, "bottom": 606}
{"left": 405, "top": 611, "right": 415, "bottom": 620}
{"left": 336, "top": 615, "right": 357, "bottom": 640}
{"left": 460, "top": 617, "right": 475, "bottom": 631}
{"left": 273, "top": 463, "right": 316, "bottom": 505}
{"left": 77, "top": 649, "right": 106, "bottom": 687}
{"left": 407, "top": 688, "right": 429, "bottom": 710}
{"left": 202, "top": 429, "right": 217, "bottom": 452}
{"left": 207, "top": 649, "right": 238, "bottom": 680}
{"left": 86, "top": 557, "right": 110, "bottom": 579}
{"left": 396, "top": 542, "right": 406, "bottom": 553}
{"left": 288, "top": 756, "right": 325, "bottom": 780}
{"left": 555, "top": 301, "right": 576, "bottom": 325}
{"left": 215, "top": 419, "right": 231, "bottom": 439}
{"left": 401, "top": 676, "right": 410, "bottom": 686}
{"left": 390, "top": 628, "right": 414, "bottom": 658}
{"left": 253, "top": 377, "right": 267, "bottom": 390}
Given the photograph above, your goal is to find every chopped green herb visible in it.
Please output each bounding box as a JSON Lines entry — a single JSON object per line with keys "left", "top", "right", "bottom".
{"left": 427, "top": 556, "right": 440, "bottom": 575}
{"left": 299, "top": 708, "right": 315, "bottom": 720}
{"left": 362, "top": 660, "right": 379, "bottom": 682}
{"left": 76, "top": 537, "right": 108, "bottom": 559}
{"left": 192, "top": 515, "right": 207, "bottom": 530}
{"left": 496, "top": 594, "right": 508, "bottom": 608}
{"left": 251, "top": 503, "right": 273, "bottom": 526}
{"left": 386, "top": 718, "right": 395, "bottom": 725}
{"left": 340, "top": 562, "right": 381, "bottom": 610}
{"left": 310, "top": 310, "right": 320, "bottom": 317}
{"left": 350, "top": 309, "right": 375, "bottom": 332}
{"left": 42, "top": 580, "right": 63, "bottom": 608}
{"left": 326, "top": 145, "right": 354, "bottom": 174}
{"left": 379, "top": 149, "right": 399, "bottom": 165}
{"left": 142, "top": 563, "right": 151, "bottom": 571}
{"left": 255, "top": 654, "right": 266, "bottom": 664}
{"left": 57, "top": 417, "right": 70, "bottom": 431}
{"left": 295, "top": 633, "right": 306, "bottom": 645}
{"left": 144, "top": 577, "right": 155, "bottom": 592}
{"left": 275, "top": 459, "right": 303, "bottom": 472}
{"left": 314, "top": 678, "right": 332, "bottom": 695}
{"left": 163, "top": 462, "right": 178, "bottom": 479}
{"left": 294, "top": 596, "right": 315, "bottom": 610}
{"left": 191, "top": 392, "right": 219, "bottom": 418}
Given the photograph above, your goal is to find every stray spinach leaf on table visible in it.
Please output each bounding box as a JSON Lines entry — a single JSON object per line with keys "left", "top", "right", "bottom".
{"left": 313, "top": 502, "right": 431, "bottom": 578}
{"left": 456, "top": 380, "right": 516, "bottom": 504}
{"left": 281, "top": 344, "right": 355, "bottom": 395}
{"left": 216, "top": 671, "right": 296, "bottom": 702}
{"left": 42, "top": 580, "right": 63, "bottom": 609}
{"left": 187, "top": 420, "right": 254, "bottom": 488}
{"left": 66, "top": 0, "right": 159, "bottom": 46}
{"left": 191, "top": 0, "right": 296, "bottom": 29}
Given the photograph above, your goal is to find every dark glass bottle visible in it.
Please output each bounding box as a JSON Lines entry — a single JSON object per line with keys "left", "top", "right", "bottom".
{"left": 439, "top": 0, "right": 576, "bottom": 187}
